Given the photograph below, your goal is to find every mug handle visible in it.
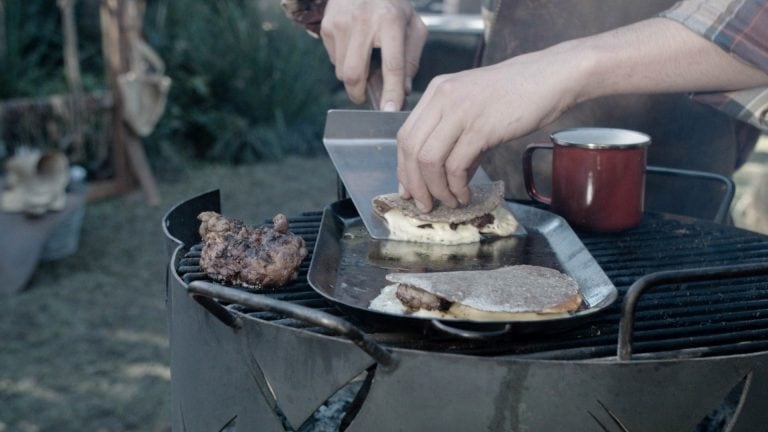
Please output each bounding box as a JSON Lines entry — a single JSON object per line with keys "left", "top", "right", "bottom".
{"left": 522, "top": 143, "right": 552, "bottom": 205}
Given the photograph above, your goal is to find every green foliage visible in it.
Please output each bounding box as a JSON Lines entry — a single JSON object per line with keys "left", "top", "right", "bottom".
{"left": 0, "top": 1, "right": 63, "bottom": 98}
{"left": 0, "top": 0, "right": 335, "bottom": 167}
{"left": 145, "top": 0, "right": 338, "bottom": 164}
{"left": 0, "top": 0, "right": 104, "bottom": 98}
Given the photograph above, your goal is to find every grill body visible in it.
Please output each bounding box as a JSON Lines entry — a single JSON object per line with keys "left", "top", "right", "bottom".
{"left": 164, "top": 190, "right": 768, "bottom": 431}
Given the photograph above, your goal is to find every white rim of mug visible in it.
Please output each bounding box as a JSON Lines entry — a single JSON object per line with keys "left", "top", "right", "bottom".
{"left": 551, "top": 127, "right": 651, "bottom": 149}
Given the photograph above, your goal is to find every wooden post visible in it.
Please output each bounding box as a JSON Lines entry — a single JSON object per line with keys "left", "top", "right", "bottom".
{"left": 92, "top": 0, "right": 160, "bottom": 205}
{"left": 0, "top": 0, "right": 6, "bottom": 60}
{"left": 57, "top": 0, "right": 85, "bottom": 159}
{"left": 119, "top": 0, "right": 160, "bottom": 206}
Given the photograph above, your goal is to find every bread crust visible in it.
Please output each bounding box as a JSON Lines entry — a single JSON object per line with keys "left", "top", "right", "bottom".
{"left": 372, "top": 181, "right": 505, "bottom": 224}
{"left": 385, "top": 265, "right": 583, "bottom": 314}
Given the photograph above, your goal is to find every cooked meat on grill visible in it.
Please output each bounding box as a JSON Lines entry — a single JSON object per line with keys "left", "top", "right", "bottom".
{"left": 197, "top": 211, "right": 307, "bottom": 289}
{"left": 372, "top": 181, "right": 525, "bottom": 245}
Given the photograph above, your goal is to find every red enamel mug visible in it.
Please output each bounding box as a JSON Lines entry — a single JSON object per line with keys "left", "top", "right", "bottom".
{"left": 523, "top": 127, "right": 651, "bottom": 232}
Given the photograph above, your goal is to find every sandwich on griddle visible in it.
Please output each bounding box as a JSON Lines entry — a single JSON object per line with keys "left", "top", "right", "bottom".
{"left": 369, "top": 265, "right": 584, "bottom": 321}
{"left": 371, "top": 181, "right": 523, "bottom": 245}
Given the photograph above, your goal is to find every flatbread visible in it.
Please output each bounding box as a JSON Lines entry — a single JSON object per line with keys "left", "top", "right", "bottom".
{"left": 372, "top": 181, "right": 523, "bottom": 244}
{"left": 372, "top": 265, "right": 583, "bottom": 320}
{"left": 373, "top": 181, "right": 505, "bottom": 224}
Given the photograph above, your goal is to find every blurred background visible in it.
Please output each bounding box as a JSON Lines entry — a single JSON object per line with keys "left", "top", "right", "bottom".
{"left": 0, "top": 0, "right": 765, "bottom": 431}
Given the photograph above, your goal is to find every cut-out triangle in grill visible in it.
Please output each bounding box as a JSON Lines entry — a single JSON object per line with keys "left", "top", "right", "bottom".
{"left": 242, "top": 318, "right": 377, "bottom": 430}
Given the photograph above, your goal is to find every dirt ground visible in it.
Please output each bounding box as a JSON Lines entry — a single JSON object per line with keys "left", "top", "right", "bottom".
{"left": 2, "top": 143, "right": 768, "bottom": 432}
{"left": 0, "top": 156, "right": 338, "bottom": 432}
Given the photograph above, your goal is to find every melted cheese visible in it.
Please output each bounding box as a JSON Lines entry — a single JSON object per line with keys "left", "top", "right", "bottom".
{"left": 481, "top": 206, "right": 520, "bottom": 237}
{"left": 382, "top": 206, "right": 520, "bottom": 245}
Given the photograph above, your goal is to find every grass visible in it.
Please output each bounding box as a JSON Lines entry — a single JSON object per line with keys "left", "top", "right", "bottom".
{"left": 0, "top": 156, "right": 338, "bottom": 432}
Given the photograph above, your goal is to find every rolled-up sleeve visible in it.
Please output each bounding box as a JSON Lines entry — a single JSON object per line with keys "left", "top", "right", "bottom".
{"left": 660, "top": 0, "right": 768, "bottom": 132}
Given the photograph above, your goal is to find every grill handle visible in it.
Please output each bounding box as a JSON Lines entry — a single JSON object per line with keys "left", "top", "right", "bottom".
{"left": 430, "top": 319, "right": 513, "bottom": 339}
{"left": 187, "top": 281, "right": 397, "bottom": 370}
{"left": 617, "top": 262, "right": 768, "bottom": 361}
{"left": 646, "top": 166, "right": 735, "bottom": 224}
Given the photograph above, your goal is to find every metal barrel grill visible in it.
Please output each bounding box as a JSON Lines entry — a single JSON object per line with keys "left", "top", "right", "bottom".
{"left": 164, "top": 190, "right": 768, "bottom": 432}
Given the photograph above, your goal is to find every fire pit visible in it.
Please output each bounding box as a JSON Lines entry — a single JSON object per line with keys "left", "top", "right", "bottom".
{"left": 164, "top": 190, "right": 768, "bottom": 432}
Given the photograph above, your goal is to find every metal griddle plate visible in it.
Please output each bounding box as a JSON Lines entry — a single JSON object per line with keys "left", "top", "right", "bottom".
{"left": 307, "top": 199, "right": 618, "bottom": 337}
{"left": 322, "top": 109, "right": 526, "bottom": 239}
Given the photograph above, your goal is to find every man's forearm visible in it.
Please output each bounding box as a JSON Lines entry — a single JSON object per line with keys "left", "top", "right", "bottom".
{"left": 559, "top": 17, "right": 768, "bottom": 104}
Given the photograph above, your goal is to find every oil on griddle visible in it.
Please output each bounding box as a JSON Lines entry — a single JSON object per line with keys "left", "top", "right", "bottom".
{"left": 332, "top": 223, "right": 563, "bottom": 308}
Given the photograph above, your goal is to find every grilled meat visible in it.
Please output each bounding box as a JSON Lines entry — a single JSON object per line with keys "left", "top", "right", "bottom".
{"left": 396, "top": 284, "right": 452, "bottom": 311}
{"left": 198, "top": 211, "right": 307, "bottom": 289}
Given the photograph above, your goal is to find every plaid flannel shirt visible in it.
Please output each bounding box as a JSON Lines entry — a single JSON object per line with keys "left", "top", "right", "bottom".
{"left": 660, "top": 0, "right": 768, "bottom": 133}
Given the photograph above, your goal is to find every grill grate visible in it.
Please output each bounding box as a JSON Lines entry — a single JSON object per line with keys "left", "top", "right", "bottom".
{"left": 177, "top": 210, "right": 768, "bottom": 361}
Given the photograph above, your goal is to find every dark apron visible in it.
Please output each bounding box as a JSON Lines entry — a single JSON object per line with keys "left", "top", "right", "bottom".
{"left": 479, "top": 0, "right": 748, "bottom": 219}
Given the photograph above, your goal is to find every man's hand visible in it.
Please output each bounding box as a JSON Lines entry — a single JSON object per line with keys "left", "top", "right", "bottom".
{"left": 320, "top": 0, "right": 427, "bottom": 111}
{"left": 397, "top": 17, "right": 768, "bottom": 213}
{"left": 397, "top": 48, "right": 584, "bottom": 213}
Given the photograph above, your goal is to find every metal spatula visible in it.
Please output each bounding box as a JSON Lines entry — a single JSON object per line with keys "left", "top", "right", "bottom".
{"left": 322, "top": 109, "right": 494, "bottom": 239}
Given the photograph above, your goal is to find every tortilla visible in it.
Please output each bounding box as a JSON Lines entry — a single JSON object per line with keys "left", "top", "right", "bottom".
{"left": 371, "top": 181, "right": 523, "bottom": 245}
{"left": 369, "top": 265, "right": 584, "bottom": 321}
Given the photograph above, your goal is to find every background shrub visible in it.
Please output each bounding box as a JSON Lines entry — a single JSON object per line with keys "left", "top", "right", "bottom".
{"left": 144, "top": 0, "right": 339, "bottom": 166}
{"left": 0, "top": 0, "right": 105, "bottom": 98}
{"left": 0, "top": 0, "right": 339, "bottom": 169}
{"left": 0, "top": 0, "right": 105, "bottom": 162}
